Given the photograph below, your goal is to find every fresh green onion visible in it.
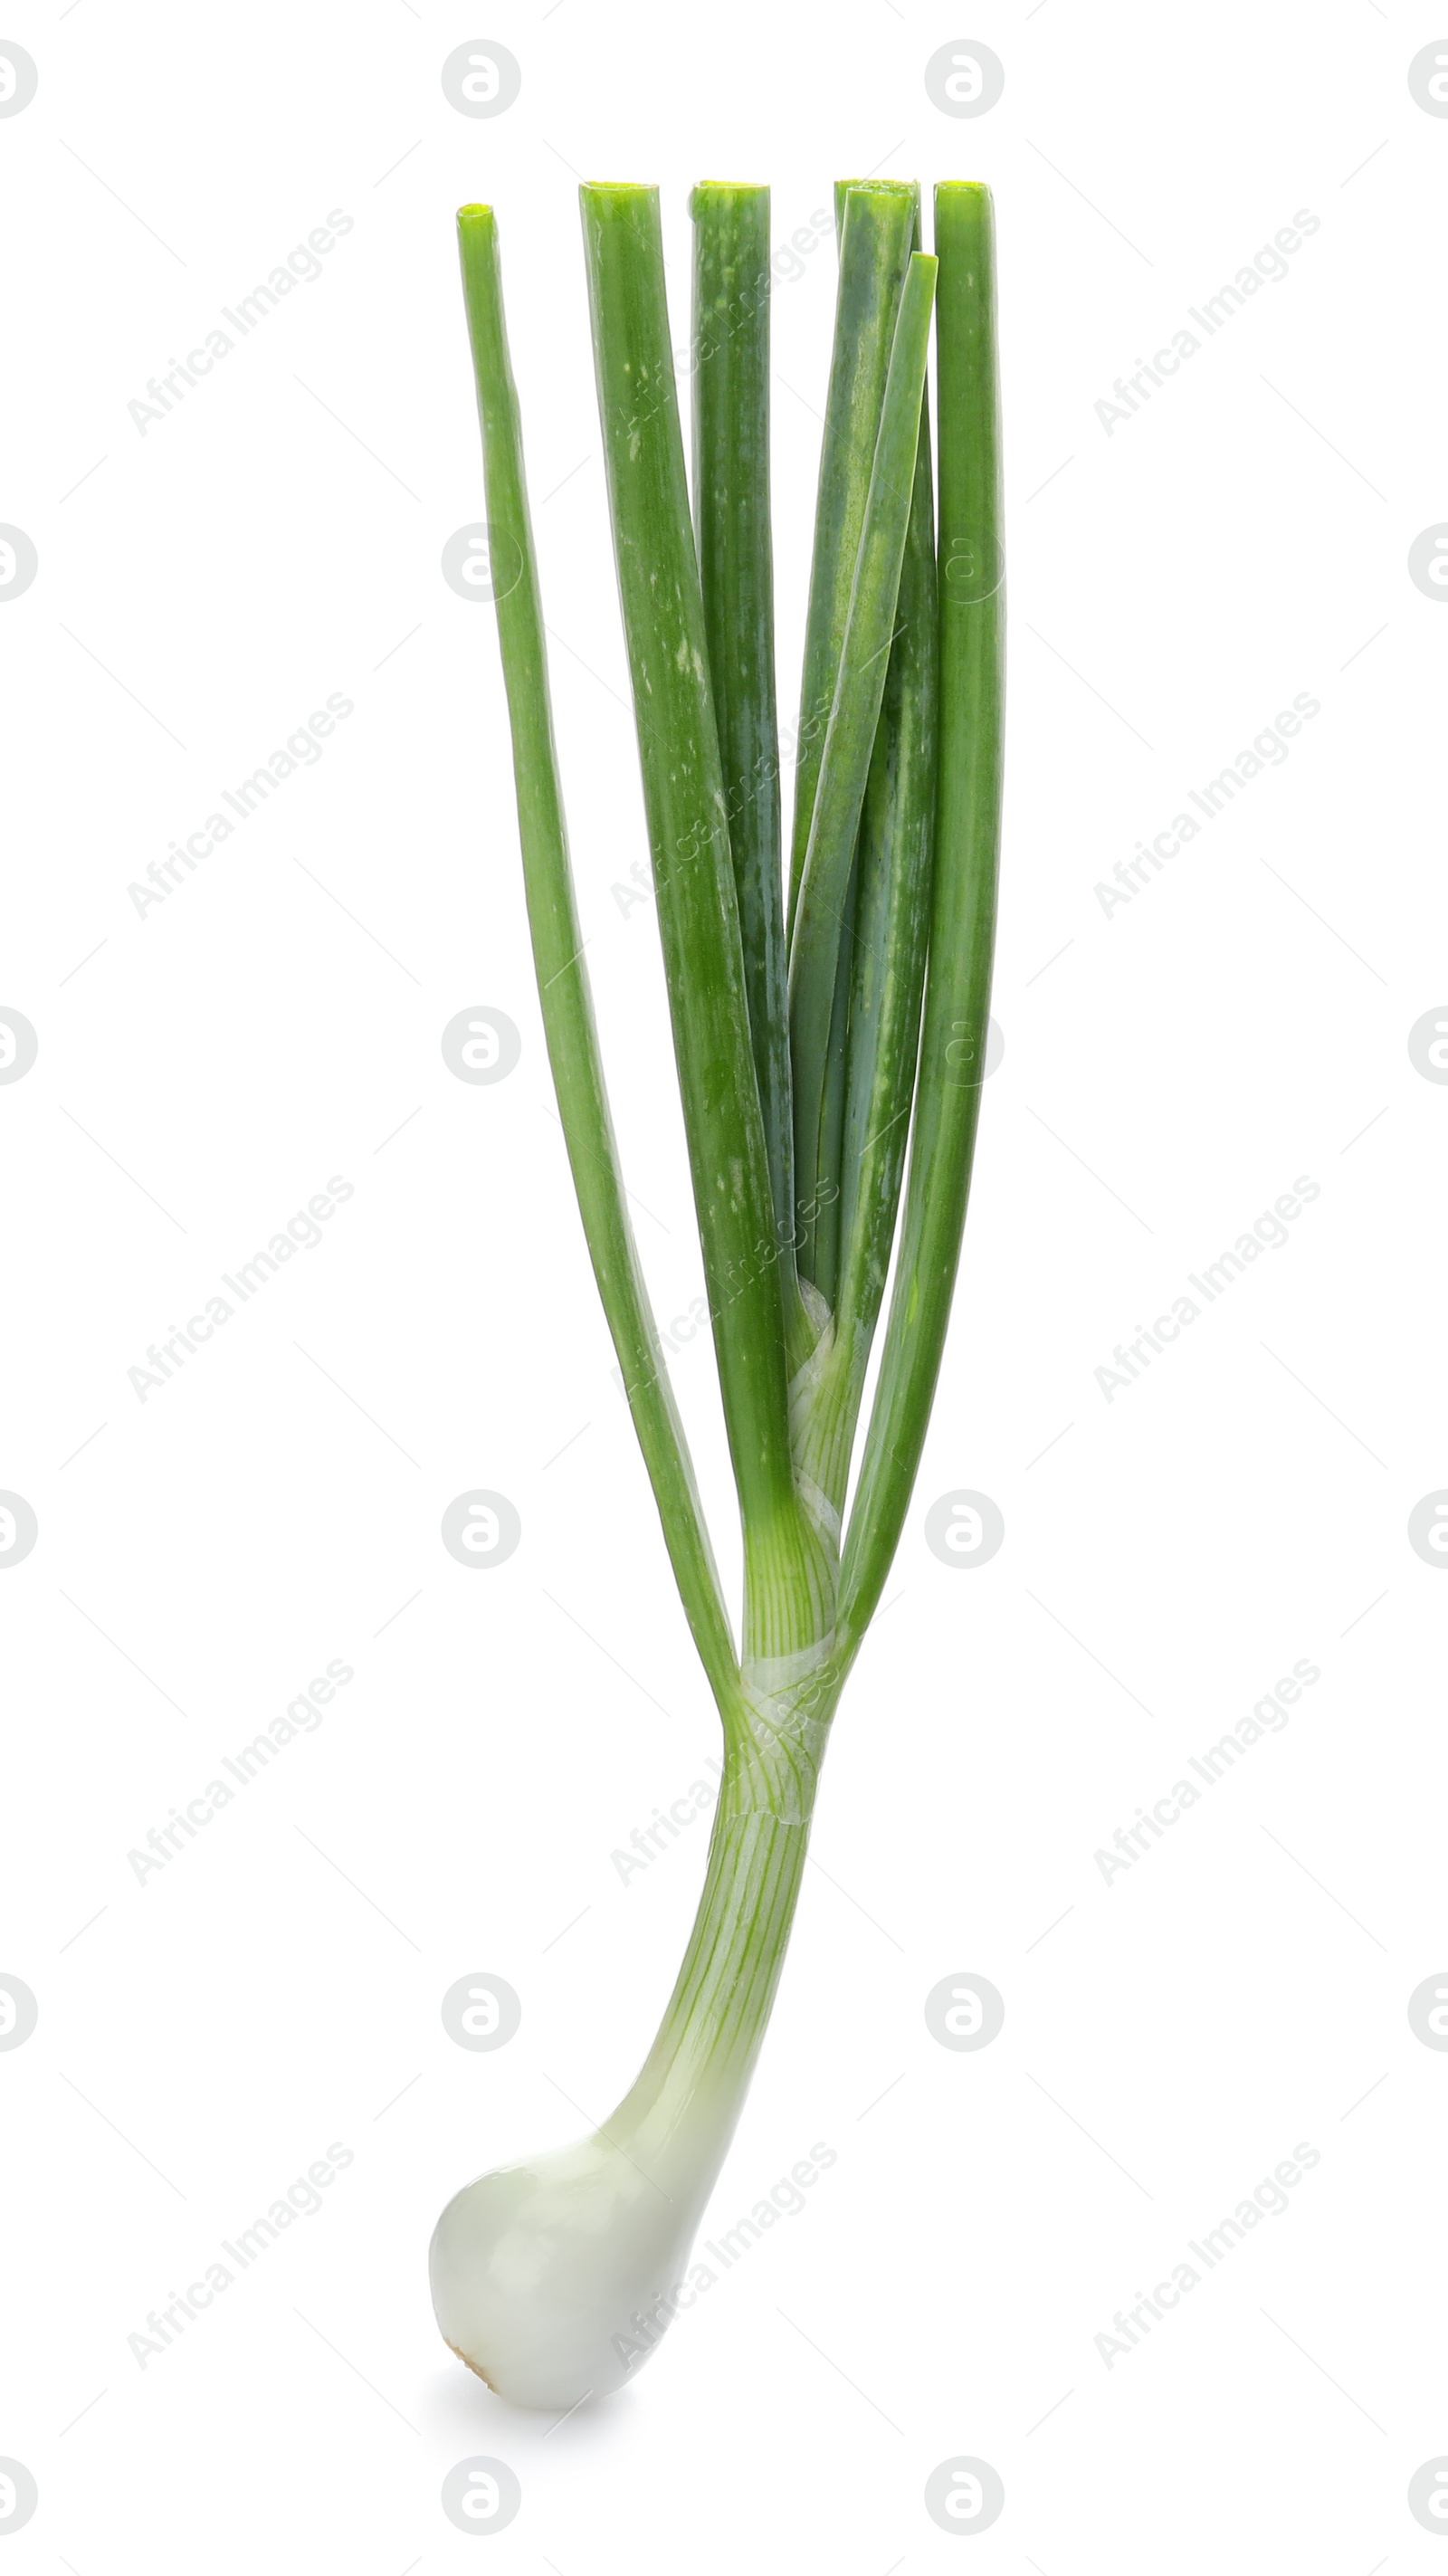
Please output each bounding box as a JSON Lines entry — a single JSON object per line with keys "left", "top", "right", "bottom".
{"left": 837, "top": 181, "right": 1005, "bottom": 1663}
{"left": 433, "top": 176, "right": 1004, "bottom": 2412}
{"left": 786, "top": 183, "right": 916, "bottom": 942}
{"left": 788, "top": 248, "right": 937, "bottom": 1293}
{"left": 450, "top": 203, "right": 738, "bottom": 1715}
{"left": 690, "top": 185, "right": 794, "bottom": 1275}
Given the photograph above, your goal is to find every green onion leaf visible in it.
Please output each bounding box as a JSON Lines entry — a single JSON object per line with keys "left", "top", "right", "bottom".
{"left": 788, "top": 249, "right": 938, "bottom": 1297}
{"left": 689, "top": 184, "right": 795, "bottom": 1275}
{"left": 786, "top": 182, "right": 916, "bottom": 940}
{"left": 455, "top": 204, "right": 739, "bottom": 1711}
{"left": 800, "top": 363, "right": 939, "bottom": 1520}
{"left": 580, "top": 184, "right": 830, "bottom": 1657}
{"left": 838, "top": 183, "right": 1004, "bottom": 1661}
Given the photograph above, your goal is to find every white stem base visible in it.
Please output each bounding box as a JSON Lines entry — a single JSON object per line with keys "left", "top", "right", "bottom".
{"left": 431, "top": 1648, "right": 836, "bottom": 2409}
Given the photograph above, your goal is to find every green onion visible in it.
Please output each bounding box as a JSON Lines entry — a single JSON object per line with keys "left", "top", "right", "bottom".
{"left": 451, "top": 202, "right": 738, "bottom": 1715}
{"left": 690, "top": 184, "right": 794, "bottom": 1275}
{"left": 786, "top": 183, "right": 916, "bottom": 941}
{"left": 838, "top": 181, "right": 1005, "bottom": 1663}
{"left": 433, "top": 176, "right": 1004, "bottom": 2412}
{"left": 788, "top": 247, "right": 937, "bottom": 1294}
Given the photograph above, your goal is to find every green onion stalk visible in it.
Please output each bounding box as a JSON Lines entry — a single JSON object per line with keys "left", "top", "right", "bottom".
{"left": 431, "top": 177, "right": 1004, "bottom": 2410}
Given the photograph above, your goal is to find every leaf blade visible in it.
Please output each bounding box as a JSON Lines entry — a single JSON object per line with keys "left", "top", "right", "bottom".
{"left": 456, "top": 203, "right": 740, "bottom": 1710}
{"left": 579, "top": 183, "right": 804, "bottom": 1563}
{"left": 788, "top": 250, "right": 938, "bottom": 1295}
{"left": 837, "top": 182, "right": 1005, "bottom": 1659}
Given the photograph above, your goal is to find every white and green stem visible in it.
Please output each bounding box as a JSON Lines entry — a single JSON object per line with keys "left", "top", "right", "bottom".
{"left": 436, "top": 178, "right": 1002, "bottom": 2410}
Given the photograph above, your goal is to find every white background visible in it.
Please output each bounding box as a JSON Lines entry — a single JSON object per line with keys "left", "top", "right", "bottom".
{"left": 4, "top": 2, "right": 1446, "bottom": 2567}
